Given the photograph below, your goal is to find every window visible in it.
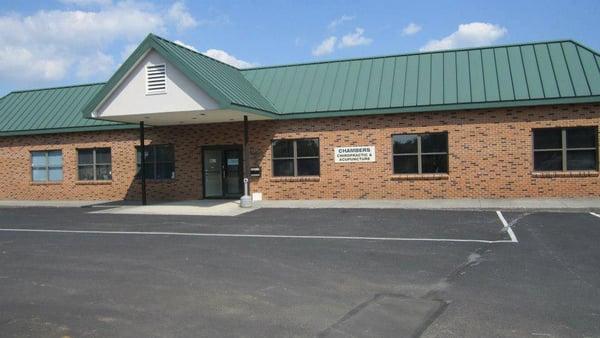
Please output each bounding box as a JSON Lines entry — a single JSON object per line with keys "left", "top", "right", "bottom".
{"left": 78, "top": 148, "right": 112, "bottom": 181}
{"left": 272, "top": 139, "right": 320, "bottom": 176}
{"left": 136, "top": 144, "right": 175, "bottom": 179}
{"left": 146, "top": 64, "right": 166, "bottom": 94}
{"left": 31, "top": 150, "right": 63, "bottom": 182}
{"left": 392, "top": 133, "right": 448, "bottom": 174}
{"left": 533, "top": 127, "right": 598, "bottom": 171}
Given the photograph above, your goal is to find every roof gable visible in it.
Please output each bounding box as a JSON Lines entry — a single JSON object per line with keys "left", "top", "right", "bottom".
{"left": 82, "top": 34, "right": 277, "bottom": 119}
{"left": 241, "top": 40, "right": 600, "bottom": 116}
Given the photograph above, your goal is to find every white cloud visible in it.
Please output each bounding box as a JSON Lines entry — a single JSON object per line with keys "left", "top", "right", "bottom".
{"left": 338, "top": 27, "right": 372, "bottom": 48}
{"left": 174, "top": 40, "right": 198, "bottom": 52}
{"left": 312, "top": 36, "right": 337, "bottom": 56}
{"left": 328, "top": 15, "right": 354, "bottom": 30}
{"left": 0, "top": 1, "right": 201, "bottom": 85}
{"left": 120, "top": 43, "right": 138, "bottom": 60}
{"left": 168, "top": 1, "right": 197, "bottom": 31}
{"left": 174, "top": 40, "right": 256, "bottom": 68}
{"left": 76, "top": 51, "right": 114, "bottom": 79}
{"left": 420, "top": 22, "right": 507, "bottom": 52}
{"left": 0, "top": 46, "right": 68, "bottom": 81}
{"left": 203, "top": 49, "right": 257, "bottom": 68}
{"left": 402, "top": 22, "right": 422, "bottom": 36}
{"left": 59, "top": 0, "right": 112, "bottom": 7}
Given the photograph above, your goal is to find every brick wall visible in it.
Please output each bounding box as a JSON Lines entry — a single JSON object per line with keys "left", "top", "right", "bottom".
{"left": 0, "top": 103, "right": 598, "bottom": 201}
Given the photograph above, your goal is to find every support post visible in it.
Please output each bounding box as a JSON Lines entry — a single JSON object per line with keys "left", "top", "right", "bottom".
{"left": 243, "top": 115, "right": 249, "bottom": 189}
{"left": 139, "top": 121, "right": 147, "bottom": 205}
{"left": 240, "top": 115, "right": 252, "bottom": 208}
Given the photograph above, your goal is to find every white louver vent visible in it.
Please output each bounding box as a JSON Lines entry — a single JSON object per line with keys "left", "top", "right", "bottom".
{"left": 146, "top": 64, "right": 166, "bottom": 94}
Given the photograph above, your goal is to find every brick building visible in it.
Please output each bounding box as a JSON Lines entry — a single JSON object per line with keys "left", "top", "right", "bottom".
{"left": 0, "top": 34, "right": 599, "bottom": 201}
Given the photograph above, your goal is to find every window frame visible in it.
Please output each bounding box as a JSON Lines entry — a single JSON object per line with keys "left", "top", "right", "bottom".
{"left": 30, "top": 150, "right": 63, "bottom": 182}
{"left": 135, "top": 144, "right": 176, "bottom": 180}
{"left": 532, "top": 126, "right": 599, "bottom": 172}
{"left": 77, "top": 147, "right": 112, "bottom": 181}
{"left": 271, "top": 138, "right": 320, "bottom": 177}
{"left": 392, "top": 132, "right": 449, "bottom": 174}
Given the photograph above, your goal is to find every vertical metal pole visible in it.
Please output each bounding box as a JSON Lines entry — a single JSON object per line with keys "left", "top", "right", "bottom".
{"left": 243, "top": 115, "right": 250, "bottom": 193}
{"left": 140, "top": 121, "right": 147, "bottom": 205}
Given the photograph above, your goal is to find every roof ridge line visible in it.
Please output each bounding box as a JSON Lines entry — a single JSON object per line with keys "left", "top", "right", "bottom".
{"left": 149, "top": 33, "right": 243, "bottom": 71}
{"left": 9, "top": 82, "right": 106, "bottom": 95}
{"left": 241, "top": 39, "right": 581, "bottom": 71}
{"left": 569, "top": 39, "right": 600, "bottom": 57}
{"left": 150, "top": 34, "right": 278, "bottom": 113}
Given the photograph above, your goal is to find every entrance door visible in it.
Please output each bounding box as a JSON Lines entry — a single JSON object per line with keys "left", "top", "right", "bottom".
{"left": 203, "top": 146, "right": 243, "bottom": 198}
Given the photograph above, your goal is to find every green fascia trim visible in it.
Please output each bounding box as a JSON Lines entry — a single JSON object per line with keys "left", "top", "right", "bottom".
{"left": 82, "top": 34, "right": 235, "bottom": 118}
{"left": 227, "top": 103, "right": 281, "bottom": 119}
{"left": 275, "top": 96, "right": 600, "bottom": 120}
{"left": 0, "top": 124, "right": 137, "bottom": 137}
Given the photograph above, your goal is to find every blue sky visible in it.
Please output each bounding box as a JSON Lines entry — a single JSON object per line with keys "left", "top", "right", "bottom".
{"left": 0, "top": 0, "right": 599, "bottom": 96}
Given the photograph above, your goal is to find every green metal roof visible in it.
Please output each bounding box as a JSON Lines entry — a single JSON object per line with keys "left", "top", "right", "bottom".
{"left": 3, "top": 36, "right": 600, "bottom": 137}
{"left": 0, "top": 83, "right": 133, "bottom": 136}
{"left": 241, "top": 40, "right": 600, "bottom": 117}
{"left": 82, "top": 34, "right": 277, "bottom": 118}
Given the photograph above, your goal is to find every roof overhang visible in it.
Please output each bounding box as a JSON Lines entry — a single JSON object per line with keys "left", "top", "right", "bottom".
{"left": 97, "top": 108, "right": 271, "bottom": 126}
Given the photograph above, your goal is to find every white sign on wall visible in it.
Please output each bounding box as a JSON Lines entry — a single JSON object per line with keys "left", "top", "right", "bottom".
{"left": 334, "top": 146, "right": 376, "bottom": 163}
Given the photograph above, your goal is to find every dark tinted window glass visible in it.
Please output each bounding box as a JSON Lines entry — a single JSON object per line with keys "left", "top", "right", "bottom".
{"left": 96, "top": 165, "right": 112, "bottom": 180}
{"left": 78, "top": 149, "right": 93, "bottom": 165}
{"left": 297, "top": 139, "right": 319, "bottom": 157}
{"left": 567, "top": 150, "right": 596, "bottom": 170}
{"left": 156, "top": 145, "right": 174, "bottom": 162}
{"left": 297, "top": 158, "right": 320, "bottom": 175}
{"left": 393, "top": 155, "right": 418, "bottom": 174}
{"left": 156, "top": 162, "right": 175, "bottom": 179}
{"left": 272, "top": 139, "right": 320, "bottom": 176}
{"left": 421, "top": 133, "right": 448, "bottom": 153}
{"left": 142, "top": 163, "right": 153, "bottom": 178}
{"left": 136, "top": 145, "right": 174, "bottom": 179}
{"left": 534, "top": 151, "right": 562, "bottom": 171}
{"left": 393, "top": 135, "right": 418, "bottom": 154}
{"left": 272, "top": 140, "right": 294, "bottom": 158}
{"left": 533, "top": 129, "right": 562, "bottom": 149}
{"left": 78, "top": 166, "right": 94, "bottom": 180}
{"left": 422, "top": 154, "right": 449, "bottom": 173}
{"left": 95, "top": 148, "right": 111, "bottom": 164}
{"left": 566, "top": 128, "right": 596, "bottom": 149}
{"left": 273, "top": 159, "right": 294, "bottom": 176}
{"left": 137, "top": 147, "right": 154, "bottom": 163}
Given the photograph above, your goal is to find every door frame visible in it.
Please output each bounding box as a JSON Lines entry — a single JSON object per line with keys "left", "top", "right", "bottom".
{"left": 201, "top": 144, "right": 244, "bottom": 199}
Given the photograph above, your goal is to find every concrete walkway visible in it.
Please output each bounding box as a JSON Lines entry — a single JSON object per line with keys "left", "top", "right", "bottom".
{"left": 0, "top": 198, "right": 598, "bottom": 214}
{"left": 0, "top": 200, "right": 115, "bottom": 208}
{"left": 90, "top": 200, "right": 253, "bottom": 216}
{"left": 255, "top": 198, "right": 600, "bottom": 210}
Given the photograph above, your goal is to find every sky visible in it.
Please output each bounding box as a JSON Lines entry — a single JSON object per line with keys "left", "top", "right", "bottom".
{"left": 0, "top": 0, "right": 599, "bottom": 96}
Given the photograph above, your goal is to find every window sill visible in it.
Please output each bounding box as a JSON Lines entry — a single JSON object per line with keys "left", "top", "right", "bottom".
{"left": 75, "top": 180, "right": 113, "bottom": 185}
{"left": 270, "top": 176, "right": 320, "bottom": 182}
{"left": 391, "top": 173, "right": 449, "bottom": 181}
{"left": 531, "top": 171, "right": 599, "bottom": 178}
{"left": 31, "top": 181, "right": 62, "bottom": 185}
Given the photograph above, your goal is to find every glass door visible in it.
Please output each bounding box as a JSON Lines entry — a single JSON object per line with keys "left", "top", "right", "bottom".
{"left": 203, "top": 146, "right": 243, "bottom": 198}
{"left": 203, "top": 149, "right": 223, "bottom": 198}
{"left": 223, "top": 149, "right": 242, "bottom": 197}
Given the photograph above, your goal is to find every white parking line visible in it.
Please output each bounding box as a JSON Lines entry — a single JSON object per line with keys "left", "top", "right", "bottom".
{"left": 496, "top": 211, "right": 518, "bottom": 243}
{"left": 0, "top": 228, "right": 517, "bottom": 244}
{"left": 590, "top": 212, "right": 600, "bottom": 219}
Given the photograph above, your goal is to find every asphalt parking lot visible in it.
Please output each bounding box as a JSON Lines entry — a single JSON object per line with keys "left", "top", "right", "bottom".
{"left": 0, "top": 207, "right": 599, "bottom": 337}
